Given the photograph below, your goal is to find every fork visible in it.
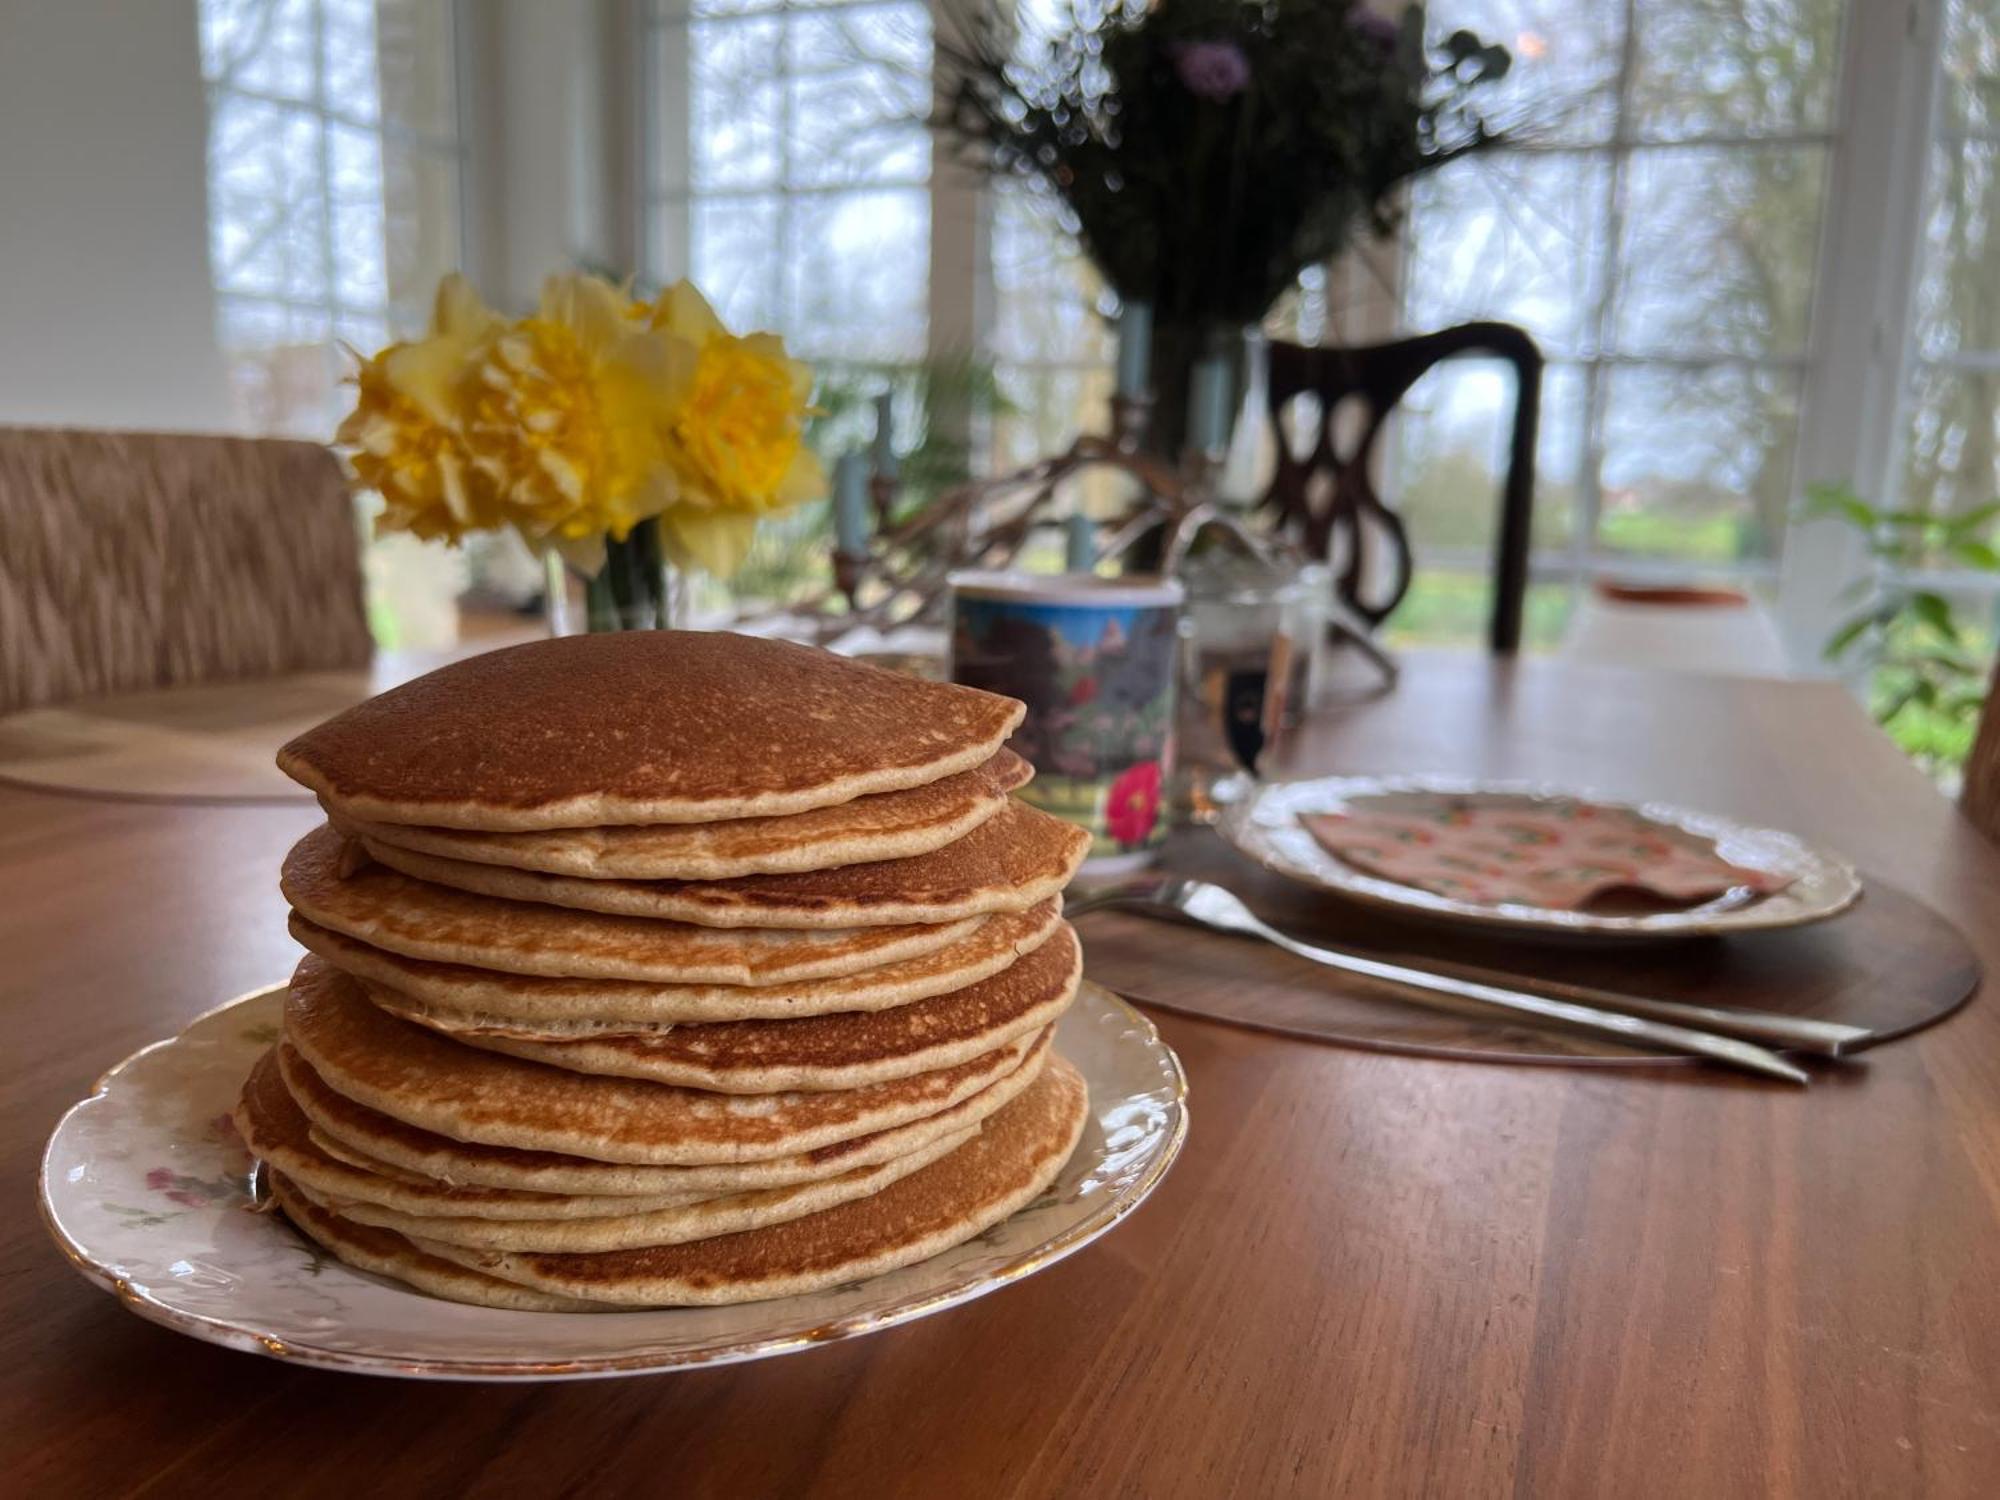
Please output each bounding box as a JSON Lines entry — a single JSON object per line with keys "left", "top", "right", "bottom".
{"left": 1067, "top": 878, "right": 1867, "bottom": 1084}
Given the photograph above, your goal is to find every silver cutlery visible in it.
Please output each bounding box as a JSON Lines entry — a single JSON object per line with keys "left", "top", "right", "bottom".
{"left": 1066, "top": 877, "right": 1860, "bottom": 1084}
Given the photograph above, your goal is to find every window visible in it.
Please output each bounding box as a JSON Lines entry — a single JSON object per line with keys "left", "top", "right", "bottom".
{"left": 1903, "top": 0, "right": 2000, "bottom": 540}
{"left": 639, "top": 0, "right": 2000, "bottom": 660}
{"left": 198, "top": 0, "right": 464, "bottom": 437}
{"left": 647, "top": 0, "right": 933, "bottom": 366}
{"left": 1385, "top": 0, "right": 1850, "bottom": 643}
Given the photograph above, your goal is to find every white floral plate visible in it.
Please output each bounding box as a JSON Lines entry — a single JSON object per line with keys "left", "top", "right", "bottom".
{"left": 1221, "top": 774, "right": 1862, "bottom": 941}
{"left": 39, "top": 980, "right": 1186, "bottom": 1381}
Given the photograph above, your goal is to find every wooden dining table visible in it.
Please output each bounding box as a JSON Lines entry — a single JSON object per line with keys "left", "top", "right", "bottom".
{"left": 5, "top": 650, "right": 1998, "bottom": 1496}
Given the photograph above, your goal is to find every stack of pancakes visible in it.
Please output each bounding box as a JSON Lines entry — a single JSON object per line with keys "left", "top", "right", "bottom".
{"left": 234, "top": 632, "right": 1094, "bottom": 1310}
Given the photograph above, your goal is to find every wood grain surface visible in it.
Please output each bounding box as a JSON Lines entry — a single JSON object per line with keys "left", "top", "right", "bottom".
{"left": 5, "top": 652, "right": 2000, "bottom": 1497}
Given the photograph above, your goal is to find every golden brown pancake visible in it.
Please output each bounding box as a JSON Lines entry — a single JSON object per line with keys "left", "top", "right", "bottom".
{"left": 383, "top": 923, "right": 1084, "bottom": 1094}
{"left": 276, "top": 632, "right": 1024, "bottom": 830}
{"left": 236, "top": 1049, "right": 706, "bottom": 1217}
{"left": 356, "top": 799, "right": 1091, "bottom": 930}
{"left": 278, "top": 1035, "right": 1055, "bottom": 1198}
{"left": 411, "top": 1057, "right": 1089, "bottom": 1306}
{"left": 283, "top": 825, "right": 980, "bottom": 984}
{"left": 287, "top": 900, "right": 1061, "bottom": 1025}
{"left": 283, "top": 955, "right": 1048, "bottom": 1165}
{"left": 334, "top": 750, "right": 1034, "bottom": 881}
{"left": 266, "top": 1171, "right": 599, "bottom": 1312}
{"left": 284, "top": 1124, "right": 973, "bottom": 1254}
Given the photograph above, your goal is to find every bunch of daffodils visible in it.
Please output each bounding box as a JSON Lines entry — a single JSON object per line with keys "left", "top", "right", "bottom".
{"left": 336, "top": 272, "right": 824, "bottom": 578}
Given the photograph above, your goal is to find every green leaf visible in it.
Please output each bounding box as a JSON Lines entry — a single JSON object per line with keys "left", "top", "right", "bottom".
{"left": 1823, "top": 611, "right": 1880, "bottom": 660}
{"left": 1910, "top": 591, "right": 1960, "bottom": 642}
{"left": 1947, "top": 539, "right": 2000, "bottom": 571}
{"left": 1876, "top": 684, "right": 1920, "bottom": 726}
{"left": 1944, "top": 500, "right": 2000, "bottom": 536}
{"left": 1804, "top": 482, "right": 1877, "bottom": 529}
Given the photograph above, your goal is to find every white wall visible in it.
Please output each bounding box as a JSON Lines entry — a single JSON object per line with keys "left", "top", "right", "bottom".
{"left": 0, "top": 0, "right": 232, "bottom": 431}
{"left": 460, "top": 0, "right": 641, "bottom": 315}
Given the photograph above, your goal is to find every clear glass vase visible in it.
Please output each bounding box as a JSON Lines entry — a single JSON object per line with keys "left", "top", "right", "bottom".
{"left": 544, "top": 518, "right": 687, "bottom": 634}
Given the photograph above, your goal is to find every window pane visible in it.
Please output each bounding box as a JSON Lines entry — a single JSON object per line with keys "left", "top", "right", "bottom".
{"left": 692, "top": 17, "right": 783, "bottom": 190}
{"left": 320, "top": 0, "right": 381, "bottom": 124}
{"left": 1386, "top": 576, "right": 1576, "bottom": 649}
{"left": 782, "top": 189, "right": 929, "bottom": 359}
{"left": 1390, "top": 361, "right": 1587, "bottom": 555}
{"left": 1597, "top": 364, "right": 1801, "bottom": 561}
{"left": 1627, "top": 0, "right": 1844, "bottom": 142}
{"left": 692, "top": 195, "right": 785, "bottom": 330}
{"left": 1901, "top": 365, "right": 2000, "bottom": 525}
{"left": 208, "top": 97, "right": 327, "bottom": 300}
{"left": 1611, "top": 145, "right": 1827, "bottom": 358}
{"left": 992, "top": 365, "right": 1116, "bottom": 475}
{"left": 1404, "top": 152, "right": 1612, "bottom": 358}
{"left": 201, "top": 0, "right": 316, "bottom": 101}
{"left": 1942, "top": 0, "right": 2000, "bottom": 134}
{"left": 785, "top": 4, "right": 930, "bottom": 189}
{"left": 1913, "top": 140, "right": 2000, "bottom": 361}
{"left": 329, "top": 122, "right": 388, "bottom": 309}
{"left": 991, "top": 191, "right": 1110, "bottom": 367}
{"left": 1427, "top": 0, "right": 1624, "bottom": 144}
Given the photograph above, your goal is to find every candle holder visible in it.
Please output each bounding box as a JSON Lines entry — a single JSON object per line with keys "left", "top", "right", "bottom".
{"left": 868, "top": 472, "right": 897, "bottom": 530}
{"left": 832, "top": 548, "right": 869, "bottom": 612}
{"left": 1110, "top": 392, "right": 1154, "bottom": 455}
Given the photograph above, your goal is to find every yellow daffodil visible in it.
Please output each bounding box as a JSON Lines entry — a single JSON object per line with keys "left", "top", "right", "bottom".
{"left": 335, "top": 274, "right": 505, "bottom": 543}
{"left": 338, "top": 270, "right": 823, "bottom": 581}
{"left": 645, "top": 280, "right": 827, "bottom": 574}
{"left": 465, "top": 273, "right": 688, "bottom": 567}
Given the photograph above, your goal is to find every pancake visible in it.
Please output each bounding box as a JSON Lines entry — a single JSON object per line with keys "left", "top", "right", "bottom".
{"left": 383, "top": 923, "right": 1085, "bottom": 1093}
{"left": 287, "top": 900, "right": 1062, "bottom": 1025}
{"left": 286, "top": 1123, "right": 973, "bottom": 1253}
{"left": 283, "top": 825, "right": 980, "bottom": 984}
{"left": 333, "top": 750, "right": 1034, "bottom": 881}
{"left": 283, "top": 955, "right": 1047, "bottom": 1165}
{"left": 236, "top": 1048, "right": 706, "bottom": 1218}
{"left": 412, "top": 1056, "right": 1089, "bottom": 1307}
{"left": 355, "top": 799, "right": 1091, "bottom": 930}
{"left": 279, "top": 1034, "right": 1055, "bottom": 1197}
{"left": 266, "top": 1171, "right": 600, "bottom": 1312}
{"left": 276, "top": 632, "right": 1025, "bottom": 830}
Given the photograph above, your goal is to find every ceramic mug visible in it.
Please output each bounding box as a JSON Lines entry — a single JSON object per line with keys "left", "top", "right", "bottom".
{"left": 948, "top": 571, "right": 1185, "bottom": 874}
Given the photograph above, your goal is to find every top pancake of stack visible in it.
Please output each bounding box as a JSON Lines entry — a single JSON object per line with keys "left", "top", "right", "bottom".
{"left": 279, "top": 631, "right": 1026, "bottom": 833}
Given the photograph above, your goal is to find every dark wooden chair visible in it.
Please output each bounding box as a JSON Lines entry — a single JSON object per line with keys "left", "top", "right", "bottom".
{"left": 1259, "top": 321, "right": 1543, "bottom": 654}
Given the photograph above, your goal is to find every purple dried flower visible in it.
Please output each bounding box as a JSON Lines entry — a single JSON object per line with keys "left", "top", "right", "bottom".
{"left": 1172, "top": 40, "right": 1251, "bottom": 103}
{"left": 1349, "top": 8, "right": 1399, "bottom": 53}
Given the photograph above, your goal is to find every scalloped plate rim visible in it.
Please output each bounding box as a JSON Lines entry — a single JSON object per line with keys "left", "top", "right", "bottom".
{"left": 39, "top": 980, "right": 1187, "bottom": 1381}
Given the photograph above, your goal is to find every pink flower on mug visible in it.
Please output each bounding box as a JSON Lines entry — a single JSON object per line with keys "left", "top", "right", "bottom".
{"left": 1106, "top": 760, "right": 1163, "bottom": 846}
{"left": 145, "top": 1168, "right": 173, "bottom": 1191}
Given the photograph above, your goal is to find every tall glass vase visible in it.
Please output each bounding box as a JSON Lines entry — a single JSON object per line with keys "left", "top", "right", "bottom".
{"left": 544, "top": 517, "right": 687, "bottom": 635}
